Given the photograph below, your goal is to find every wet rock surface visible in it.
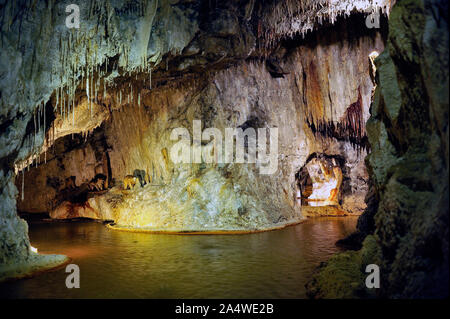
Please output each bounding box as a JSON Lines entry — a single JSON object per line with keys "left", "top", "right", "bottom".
{"left": 307, "top": 0, "right": 449, "bottom": 298}
{"left": 3, "top": 0, "right": 445, "bottom": 298}
{"left": 366, "top": 0, "right": 449, "bottom": 298}
{"left": 306, "top": 235, "right": 381, "bottom": 299}
{"left": 14, "top": 23, "right": 381, "bottom": 231}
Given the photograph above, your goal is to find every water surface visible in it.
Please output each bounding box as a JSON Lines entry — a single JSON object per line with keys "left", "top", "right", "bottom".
{"left": 1, "top": 217, "right": 357, "bottom": 298}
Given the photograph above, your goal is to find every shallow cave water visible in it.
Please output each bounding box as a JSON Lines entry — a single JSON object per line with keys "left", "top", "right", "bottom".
{"left": 0, "top": 0, "right": 448, "bottom": 300}
{"left": 0, "top": 217, "right": 358, "bottom": 298}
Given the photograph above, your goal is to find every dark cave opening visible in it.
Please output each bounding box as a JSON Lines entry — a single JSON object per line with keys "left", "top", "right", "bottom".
{"left": 296, "top": 153, "right": 348, "bottom": 208}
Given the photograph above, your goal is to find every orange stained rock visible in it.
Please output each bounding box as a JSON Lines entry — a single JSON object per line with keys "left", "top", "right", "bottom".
{"left": 123, "top": 175, "right": 137, "bottom": 190}
{"left": 319, "top": 160, "right": 332, "bottom": 182}
{"left": 327, "top": 166, "right": 343, "bottom": 203}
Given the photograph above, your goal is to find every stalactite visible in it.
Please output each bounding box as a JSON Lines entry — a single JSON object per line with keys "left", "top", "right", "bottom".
{"left": 37, "top": 103, "right": 40, "bottom": 141}
{"left": 60, "top": 87, "right": 63, "bottom": 117}
{"left": 90, "top": 73, "right": 93, "bottom": 117}
{"left": 10, "top": 0, "right": 177, "bottom": 176}
{"left": 86, "top": 73, "right": 90, "bottom": 114}
{"left": 43, "top": 101, "right": 46, "bottom": 164}
{"left": 258, "top": 0, "right": 391, "bottom": 50}
{"left": 307, "top": 89, "right": 367, "bottom": 153}
{"left": 33, "top": 109, "right": 36, "bottom": 161}
{"left": 52, "top": 120, "right": 55, "bottom": 154}
{"left": 21, "top": 167, "right": 24, "bottom": 201}
{"left": 56, "top": 87, "right": 59, "bottom": 112}
{"left": 67, "top": 92, "right": 70, "bottom": 122}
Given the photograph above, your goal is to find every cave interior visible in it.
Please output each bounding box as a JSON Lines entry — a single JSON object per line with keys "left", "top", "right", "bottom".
{"left": 0, "top": 0, "right": 448, "bottom": 299}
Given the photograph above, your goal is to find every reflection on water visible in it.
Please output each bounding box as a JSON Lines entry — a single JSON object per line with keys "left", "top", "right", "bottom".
{"left": 0, "top": 217, "right": 357, "bottom": 298}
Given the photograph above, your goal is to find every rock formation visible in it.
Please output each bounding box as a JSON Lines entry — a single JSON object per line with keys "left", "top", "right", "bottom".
{"left": 2, "top": 0, "right": 447, "bottom": 299}
{"left": 13, "top": 18, "right": 382, "bottom": 230}
{"left": 307, "top": 0, "right": 449, "bottom": 298}
{"left": 1, "top": 0, "right": 387, "bottom": 281}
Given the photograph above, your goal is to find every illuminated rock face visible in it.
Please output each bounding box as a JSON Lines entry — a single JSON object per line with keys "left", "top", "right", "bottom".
{"left": 306, "top": 159, "right": 342, "bottom": 206}
{"left": 307, "top": 0, "right": 449, "bottom": 299}
{"left": 0, "top": 0, "right": 445, "bottom": 298}
{"left": 1, "top": 0, "right": 387, "bottom": 277}
{"left": 299, "top": 153, "right": 361, "bottom": 216}
{"left": 15, "top": 24, "right": 382, "bottom": 230}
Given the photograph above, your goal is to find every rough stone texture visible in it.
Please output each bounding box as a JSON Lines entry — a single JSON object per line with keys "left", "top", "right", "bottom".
{"left": 0, "top": 251, "right": 69, "bottom": 283}
{"left": 0, "top": 171, "right": 29, "bottom": 265}
{"left": 0, "top": 169, "right": 69, "bottom": 282}
{"left": 306, "top": 235, "right": 381, "bottom": 299}
{"left": 14, "top": 24, "right": 381, "bottom": 231}
{"left": 366, "top": 0, "right": 449, "bottom": 298}
{"left": 1, "top": 0, "right": 248, "bottom": 276}
{"left": 1, "top": 0, "right": 383, "bottom": 279}
{"left": 301, "top": 206, "right": 350, "bottom": 217}
{"left": 16, "top": 131, "right": 109, "bottom": 213}
{"left": 259, "top": 0, "right": 392, "bottom": 47}
{"left": 308, "top": 0, "right": 449, "bottom": 298}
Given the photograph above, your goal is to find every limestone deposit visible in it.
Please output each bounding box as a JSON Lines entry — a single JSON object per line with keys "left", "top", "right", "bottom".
{"left": 1, "top": 0, "right": 447, "bottom": 299}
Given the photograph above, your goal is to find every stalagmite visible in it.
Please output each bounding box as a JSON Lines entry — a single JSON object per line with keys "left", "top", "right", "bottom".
{"left": 306, "top": 89, "right": 366, "bottom": 153}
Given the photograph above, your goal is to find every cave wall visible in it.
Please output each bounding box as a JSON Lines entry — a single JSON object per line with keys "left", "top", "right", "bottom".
{"left": 307, "top": 0, "right": 449, "bottom": 299}
{"left": 1, "top": 0, "right": 201, "bottom": 274}
{"left": 1, "top": 0, "right": 389, "bottom": 277}
{"left": 16, "top": 132, "right": 107, "bottom": 213}
{"left": 365, "top": 0, "right": 449, "bottom": 298}
{"left": 15, "top": 21, "right": 383, "bottom": 230}
{"left": 2, "top": 0, "right": 447, "bottom": 299}
{"left": 98, "top": 18, "right": 383, "bottom": 228}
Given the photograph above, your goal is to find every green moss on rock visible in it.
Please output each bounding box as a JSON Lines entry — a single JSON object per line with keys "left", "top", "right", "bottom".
{"left": 306, "top": 235, "right": 381, "bottom": 299}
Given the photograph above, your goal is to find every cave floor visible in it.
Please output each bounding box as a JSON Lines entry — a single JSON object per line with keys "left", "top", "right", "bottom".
{"left": 0, "top": 253, "right": 69, "bottom": 283}
{"left": 301, "top": 205, "right": 360, "bottom": 218}
{"left": 0, "top": 217, "right": 357, "bottom": 298}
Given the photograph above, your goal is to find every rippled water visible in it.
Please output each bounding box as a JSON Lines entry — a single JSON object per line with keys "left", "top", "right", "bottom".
{"left": 1, "top": 217, "right": 357, "bottom": 298}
